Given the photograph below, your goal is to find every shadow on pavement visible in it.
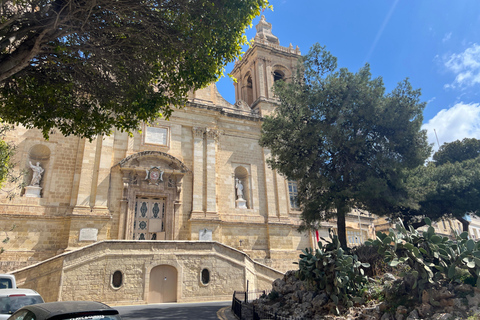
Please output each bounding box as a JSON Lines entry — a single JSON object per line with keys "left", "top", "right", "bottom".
{"left": 119, "top": 303, "right": 230, "bottom": 320}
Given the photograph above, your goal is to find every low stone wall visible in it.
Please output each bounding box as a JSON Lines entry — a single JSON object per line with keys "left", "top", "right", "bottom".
{"left": 13, "top": 254, "right": 64, "bottom": 302}
{"left": 12, "top": 240, "right": 284, "bottom": 305}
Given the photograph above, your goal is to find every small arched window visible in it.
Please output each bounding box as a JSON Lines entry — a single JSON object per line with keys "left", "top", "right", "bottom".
{"left": 112, "top": 270, "right": 123, "bottom": 288}
{"left": 201, "top": 268, "right": 210, "bottom": 285}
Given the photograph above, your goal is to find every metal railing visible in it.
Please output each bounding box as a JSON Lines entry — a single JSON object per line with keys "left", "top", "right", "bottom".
{"left": 231, "top": 291, "right": 305, "bottom": 320}
{"left": 232, "top": 292, "right": 243, "bottom": 319}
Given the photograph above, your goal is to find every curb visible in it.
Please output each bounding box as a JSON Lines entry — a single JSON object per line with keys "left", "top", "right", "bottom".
{"left": 217, "top": 306, "right": 238, "bottom": 320}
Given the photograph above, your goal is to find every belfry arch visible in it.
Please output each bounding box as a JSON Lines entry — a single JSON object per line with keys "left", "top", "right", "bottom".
{"left": 244, "top": 73, "right": 254, "bottom": 106}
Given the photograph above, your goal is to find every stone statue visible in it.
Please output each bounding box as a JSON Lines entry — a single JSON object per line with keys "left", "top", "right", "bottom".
{"left": 29, "top": 161, "right": 44, "bottom": 186}
{"left": 235, "top": 178, "right": 244, "bottom": 200}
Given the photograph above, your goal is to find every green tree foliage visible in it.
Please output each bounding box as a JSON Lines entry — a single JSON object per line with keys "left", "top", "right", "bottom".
{"left": 419, "top": 159, "right": 480, "bottom": 219}
{"left": 0, "top": 0, "right": 269, "bottom": 139}
{"left": 259, "top": 44, "right": 431, "bottom": 249}
{"left": 433, "top": 138, "right": 480, "bottom": 166}
{"left": 399, "top": 143, "right": 480, "bottom": 228}
{"left": 0, "top": 122, "right": 14, "bottom": 188}
{"left": 0, "top": 121, "right": 24, "bottom": 199}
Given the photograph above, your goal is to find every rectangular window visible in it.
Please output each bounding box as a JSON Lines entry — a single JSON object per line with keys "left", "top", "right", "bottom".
{"left": 144, "top": 126, "right": 169, "bottom": 146}
{"left": 346, "top": 230, "right": 367, "bottom": 246}
{"left": 288, "top": 181, "right": 299, "bottom": 210}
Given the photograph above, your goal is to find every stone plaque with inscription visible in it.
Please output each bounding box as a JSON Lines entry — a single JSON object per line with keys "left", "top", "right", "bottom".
{"left": 79, "top": 228, "right": 98, "bottom": 241}
{"left": 145, "top": 126, "right": 168, "bottom": 145}
{"left": 199, "top": 229, "right": 212, "bottom": 241}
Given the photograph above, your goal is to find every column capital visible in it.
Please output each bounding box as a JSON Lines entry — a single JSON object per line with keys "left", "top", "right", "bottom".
{"left": 206, "top": 128, "right": 220, "bottom": 141}
{"left": 192, "top": 127, "right": 206, "bottom": 138}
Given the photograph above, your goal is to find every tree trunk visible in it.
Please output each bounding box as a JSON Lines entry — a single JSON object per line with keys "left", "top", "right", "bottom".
{"left": 336, "top": 205, "right": 348, "bottom": 250}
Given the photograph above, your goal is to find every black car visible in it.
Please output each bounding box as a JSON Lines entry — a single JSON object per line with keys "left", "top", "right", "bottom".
{"left": 7, "top": 301, "right": 122, "bottom": 320}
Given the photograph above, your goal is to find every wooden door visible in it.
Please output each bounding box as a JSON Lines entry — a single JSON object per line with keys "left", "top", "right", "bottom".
{"left": 133, "top": 198, "right": 166, "bottom": 240}
{"left": 148, "top": 265, "right": 177, "bottom": 303}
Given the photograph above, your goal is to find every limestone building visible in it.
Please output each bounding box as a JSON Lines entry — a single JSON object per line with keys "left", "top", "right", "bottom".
{"left": 0, "top": 17, "right": 374, "bottom": 304}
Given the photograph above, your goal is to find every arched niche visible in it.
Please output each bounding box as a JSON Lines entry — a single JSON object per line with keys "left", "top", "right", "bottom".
{"left": 234, "top": 166, "right": 250, "bottom": 209}
{"left": 26, "top": 144, "right": 51, "bottom": 189}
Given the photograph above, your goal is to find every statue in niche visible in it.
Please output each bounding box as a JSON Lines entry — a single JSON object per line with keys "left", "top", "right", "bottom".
{"left": 235, "top": 178, "right": 244, "bottom": 200}
{"left": 29, "top": 161, "right": 44, "bottom": 186}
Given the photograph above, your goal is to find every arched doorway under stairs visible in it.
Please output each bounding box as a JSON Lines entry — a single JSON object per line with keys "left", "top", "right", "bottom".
{"left": 148, "top": 265, "right": 177, "bottom": 303}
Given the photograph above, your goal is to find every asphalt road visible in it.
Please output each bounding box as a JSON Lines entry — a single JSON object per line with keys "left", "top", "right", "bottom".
{"left": 116, "top": 301, "right": 230, "bottom": 320}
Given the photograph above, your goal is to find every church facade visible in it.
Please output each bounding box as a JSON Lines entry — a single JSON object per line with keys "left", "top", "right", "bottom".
{"left": 0, "top": 17, "right": 375, "bottom": 304}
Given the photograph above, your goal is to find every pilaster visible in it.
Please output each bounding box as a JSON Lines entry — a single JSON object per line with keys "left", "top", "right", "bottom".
{"left": 94, "top": 135, "right": 114, "bottom": 208}
{"left": 191, "top": 127, "right": 205, "bottom": 214}
{"left": 262, "top": 148, "right": 278, "bottom": 219}
{"left": 265, "top": 61, "right": 273, "bottom": 99}
{"left": 118, "top": 176, "right": 130, "bottom": 239}
{"left": 72, "top": 137, "right": 98, "bottom": 213}
{"left": 205, "top": 128, "right": 219, "bottom": 215}
{"left": 257, "top": 60, "right": 266, "bottom": 99}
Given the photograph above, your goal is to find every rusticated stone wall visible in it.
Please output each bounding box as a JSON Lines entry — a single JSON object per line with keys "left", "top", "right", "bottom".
{"left": 12, "top": 241, "right": 284, "bottom": 305}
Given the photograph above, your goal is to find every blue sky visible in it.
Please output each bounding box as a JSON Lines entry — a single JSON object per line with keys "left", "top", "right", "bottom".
{"left": 216, "top": 0, "right": 480, "bottom": 153}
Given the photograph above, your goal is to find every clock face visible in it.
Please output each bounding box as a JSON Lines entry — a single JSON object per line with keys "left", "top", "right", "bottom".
{"left": 151, "top": 171, "right": 160, "bottom": 180}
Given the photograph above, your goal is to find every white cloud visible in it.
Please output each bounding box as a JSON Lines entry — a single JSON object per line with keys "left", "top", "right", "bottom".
{"left": 444, "top": 43, "right": 480, "bottom": 88}
{"left": 442, "top": 32, "right": 452, "bottom": 43}
{"left": 422, "top": 102, "right": 480, "bottom": 152}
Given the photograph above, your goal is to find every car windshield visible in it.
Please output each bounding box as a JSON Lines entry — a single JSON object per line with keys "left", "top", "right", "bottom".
{"left": 0, "top": 295, "right": 43, "bottom": 314}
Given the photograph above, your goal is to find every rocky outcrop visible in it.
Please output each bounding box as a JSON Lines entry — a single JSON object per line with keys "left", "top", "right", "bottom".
{"left": 249, "top": 271, "right": 480, "bottom": 320}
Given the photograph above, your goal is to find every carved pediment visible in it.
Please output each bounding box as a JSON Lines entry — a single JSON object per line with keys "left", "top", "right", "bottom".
{"left": 235, "top": 99, "right": 251, "bottom": 111}
{"left": 114, "top": 151, "right": 190, "bottom": 173}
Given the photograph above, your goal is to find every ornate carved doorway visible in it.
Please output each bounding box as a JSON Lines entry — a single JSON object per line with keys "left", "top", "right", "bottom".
{"left": 114, "top": 151, "right": 190, "bottom": 240}
{"left": 133, "top": 198, "right": 166, "bottom": 240}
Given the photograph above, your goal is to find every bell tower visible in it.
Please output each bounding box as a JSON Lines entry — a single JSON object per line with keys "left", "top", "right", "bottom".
{"left": 231, "top": 16, "right": 301, "bottom": 115}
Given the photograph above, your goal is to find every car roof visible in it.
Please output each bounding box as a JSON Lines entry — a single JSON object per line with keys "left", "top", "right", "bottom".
{"left": 0, "top": 289, "right": 40, "bottom": 296}
{"left": 23, "top": 301, "right": 118, "bottom": 319}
